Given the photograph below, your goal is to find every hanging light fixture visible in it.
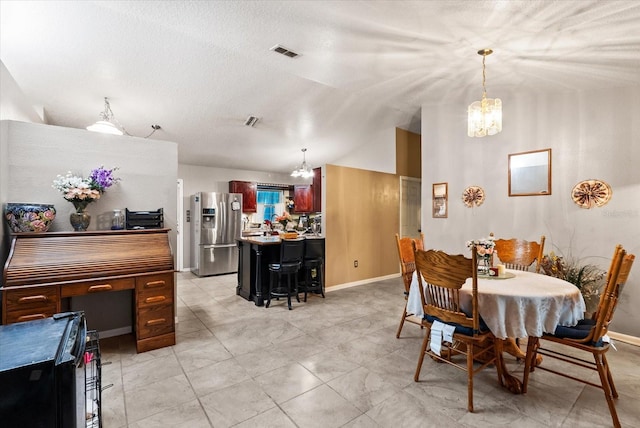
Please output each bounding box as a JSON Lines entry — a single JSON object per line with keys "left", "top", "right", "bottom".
{"left": 468, "top": 49, "right": 502, "bottom": 138}
{"left": 291, "top": 148, "right": 314, "bottom": 178}
{"left": 86, "top": 97, "right": 124, "bottom": 135}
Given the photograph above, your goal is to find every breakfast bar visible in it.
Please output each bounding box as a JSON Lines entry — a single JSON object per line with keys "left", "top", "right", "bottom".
{"left": 236, "top": 235, "right": 325, "bottom": 306}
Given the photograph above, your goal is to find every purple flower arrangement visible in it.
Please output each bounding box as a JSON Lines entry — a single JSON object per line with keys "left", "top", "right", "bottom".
{"left": 52, "top": 166, "right": 120, "bottom": 212}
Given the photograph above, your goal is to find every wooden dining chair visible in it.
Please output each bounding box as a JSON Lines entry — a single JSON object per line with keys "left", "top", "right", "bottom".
{"left": 394, "top": 232, "right": 425, "bottom": 338}
{"left": 522, "top": 245, "right": 635, "bottom": 428}
{"left": 413, "top": 244, "right": 504, "bottom": 412}
{"left": 492, "top": 234, "right": 545, "bottom": 272}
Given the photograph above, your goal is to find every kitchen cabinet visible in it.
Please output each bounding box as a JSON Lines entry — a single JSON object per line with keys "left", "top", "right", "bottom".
{"left": 229, "top": 180, "right": 257, "bottom": 213}
{"left": 312, "top": 167, "right": 322, "bottom": 212}
{"left": 293, "top": 185, "right": 313, "bottom": 213}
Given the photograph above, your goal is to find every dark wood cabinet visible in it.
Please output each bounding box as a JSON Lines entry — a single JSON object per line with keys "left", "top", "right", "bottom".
{"left": 229, "top": 180, "right": 257, "bottom": 213}
{"left": 294, "top": 185, "right": 313, "bottom": 213}
{"left": 312, "top": 167, "right": 322, "bottom": 212}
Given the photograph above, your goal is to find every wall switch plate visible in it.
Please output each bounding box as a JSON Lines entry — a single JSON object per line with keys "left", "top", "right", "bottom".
{"left": 354, "top": 260, "right": 358, "bottom": 267}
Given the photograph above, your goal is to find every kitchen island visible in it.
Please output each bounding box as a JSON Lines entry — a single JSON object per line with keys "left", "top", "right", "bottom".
{"left": 236, "top": 235, "right": 325, "bottom": 306}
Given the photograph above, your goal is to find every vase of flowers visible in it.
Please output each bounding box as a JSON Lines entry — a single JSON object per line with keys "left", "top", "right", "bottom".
{"left": 274, "top": 212, "right": 293, "bottom": 230}
{"left": 52, "top": 166, "right": 120, "bottom": 231}
{"left": 466, "top": 236, "right": 495, "bottom": 275}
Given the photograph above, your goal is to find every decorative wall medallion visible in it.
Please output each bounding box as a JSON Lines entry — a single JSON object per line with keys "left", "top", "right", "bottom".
{"left": 571, "top": 179, "right": 612, "bottom": 209}
{"left": 462, "top": 186, "right": 485, "bottom": 207}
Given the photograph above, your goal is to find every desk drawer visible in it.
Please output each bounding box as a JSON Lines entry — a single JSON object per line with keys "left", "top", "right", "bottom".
{"left": 61, "top": 277, "right": 135, "bottom": 298}
{"left": 137, "top": 305, "right": 174, "bottom": 339}
{"left": 4, "top": 287, "right": 59, "bottom": 324}
{"left": 136, "top": 274, "right": 174, "bottom": 308}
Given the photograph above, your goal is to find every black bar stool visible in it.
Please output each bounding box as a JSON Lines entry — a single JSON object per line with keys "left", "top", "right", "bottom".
{"left": 266, "top": 238, "right": 305, "bottom": 310}
{"left": 300, "top": 238, "right": 325, "bottom": 301}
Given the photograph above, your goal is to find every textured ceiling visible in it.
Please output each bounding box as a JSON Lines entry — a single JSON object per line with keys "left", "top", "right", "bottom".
{"left": 2, "top": 1, "right": 639, "bottom": 173}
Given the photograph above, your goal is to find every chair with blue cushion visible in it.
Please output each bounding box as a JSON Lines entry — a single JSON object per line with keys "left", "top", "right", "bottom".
{"left": 266, "top": 238, "right": 305, "bottom": 310}
{"left": 413, "top": 244, "right": 504, "bottom": 412}
{"left": 395, "top": 233, "right": 425, "bottom": 338}
{"left": 523, "top": 245, "right": 635, "bottom": 428}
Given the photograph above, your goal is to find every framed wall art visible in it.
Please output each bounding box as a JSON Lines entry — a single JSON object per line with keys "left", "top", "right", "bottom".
{"left": 508, "top": 148, "right": 552, "bottom": 196}
{"left": 432, "top": 182, "right": 448, "bottom": 218}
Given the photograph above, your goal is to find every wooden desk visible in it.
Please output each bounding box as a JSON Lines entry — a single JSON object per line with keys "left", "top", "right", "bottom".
{"left": 2, "top": 229, "right": 175, "bottom": 353}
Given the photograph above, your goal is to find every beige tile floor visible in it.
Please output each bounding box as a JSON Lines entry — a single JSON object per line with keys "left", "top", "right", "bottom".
{"left": 99, "top": 272, "right": 640, "bottom": 427}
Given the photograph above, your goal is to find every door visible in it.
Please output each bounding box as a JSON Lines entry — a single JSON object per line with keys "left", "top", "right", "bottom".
{"left": 400, "top": 176, "right": 421, "bottom": 238}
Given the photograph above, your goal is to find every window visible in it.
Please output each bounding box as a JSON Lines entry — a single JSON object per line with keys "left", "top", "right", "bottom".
{"left": 257, "top": 190, "right": 284, "bottom": 222}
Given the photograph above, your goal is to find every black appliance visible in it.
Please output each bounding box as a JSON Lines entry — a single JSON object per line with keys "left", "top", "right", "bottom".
{"left": 0, "top": 311, "right": 87, "bottom": 428}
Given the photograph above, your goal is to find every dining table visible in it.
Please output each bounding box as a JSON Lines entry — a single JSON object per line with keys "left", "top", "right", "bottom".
{"left": 406, "top": 268, "right": 586, "bottom": 393}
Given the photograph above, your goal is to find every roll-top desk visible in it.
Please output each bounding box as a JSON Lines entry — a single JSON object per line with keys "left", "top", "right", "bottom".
{"left": 2, "top": 229, "right": 175, "bottom": 353}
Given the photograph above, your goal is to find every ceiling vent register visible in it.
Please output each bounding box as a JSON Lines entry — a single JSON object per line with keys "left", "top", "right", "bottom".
{"left": 270, "top": 44, "right": 300, "bottom": 58}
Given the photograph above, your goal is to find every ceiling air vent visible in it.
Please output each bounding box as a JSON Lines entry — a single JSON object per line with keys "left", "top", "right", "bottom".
{"left": 244, "top": 116, "right": 260, "bottom": 127}
{"left": 270, "top": 44, "right": 300, "bottom": 58}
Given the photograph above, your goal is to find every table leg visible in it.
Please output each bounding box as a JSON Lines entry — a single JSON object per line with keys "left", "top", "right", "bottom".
{"left": 503, "top": 338, "right": 543, "bottom": 366}
{"left": 494, "top": 339, "right": 523, "bottom": 394}
{"left": 253, "top": 245, "right": 264, "bottom": 307}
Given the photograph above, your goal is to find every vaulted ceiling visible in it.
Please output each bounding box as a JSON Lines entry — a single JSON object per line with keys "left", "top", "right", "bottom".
{"left": 2, "top": 1, "right": 639, "bottom": 174}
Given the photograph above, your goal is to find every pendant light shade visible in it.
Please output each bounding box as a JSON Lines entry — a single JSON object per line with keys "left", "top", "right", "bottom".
{"left": 291, "top": 148, "right": 314, "bottom": 178}
{"left": 468, "top": 49, "right": 502, "bottom": 138}
{"left": 87, "top": 97, "right": 123, "bottom": 135}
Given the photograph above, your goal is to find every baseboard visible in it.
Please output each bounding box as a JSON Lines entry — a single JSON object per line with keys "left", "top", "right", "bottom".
{"left": 608, "top": 331, "right": 640, "bottom": 347}
{"left": 326, "top": 273, "right": 400, "bottom": 293}
{"left": 98, "top": 326, "right": 132, "bottom": 339}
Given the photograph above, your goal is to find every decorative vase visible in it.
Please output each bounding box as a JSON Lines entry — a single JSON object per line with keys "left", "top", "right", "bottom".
{"left": 70, "top": 211, "right": 91, "bottom": 231}
{"left": 480, "top": 255, "right": 491, "bottom": 275}
{"left": 4, "top": 203, "right": 56, "bottom": 233}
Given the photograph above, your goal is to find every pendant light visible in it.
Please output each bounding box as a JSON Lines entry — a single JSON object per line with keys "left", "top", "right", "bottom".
{"left": 291, "top": 148, "right": 314, "bottom": 178}
{"left": 468, "top": 49, "right": 502, "bottom": 138}
{"left": 86, "top": 97, "right": 123, "bottom": 135}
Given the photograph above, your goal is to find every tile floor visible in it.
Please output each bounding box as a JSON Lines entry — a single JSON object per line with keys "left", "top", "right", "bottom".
{"left": 99, "top": 272, "right": 640, "bottom": 427}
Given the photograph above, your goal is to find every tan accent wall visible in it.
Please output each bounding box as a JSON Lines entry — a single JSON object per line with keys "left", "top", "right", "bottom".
{"left": 325, "top": 164, "right": 399, "bottom": 287}
{"left": 395, "top": 127, "right": 421, "bottom": 178}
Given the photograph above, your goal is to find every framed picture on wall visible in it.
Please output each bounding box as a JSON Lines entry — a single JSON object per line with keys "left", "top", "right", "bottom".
{"left": 432, "top": 182, "right": 448, "bottom": 218}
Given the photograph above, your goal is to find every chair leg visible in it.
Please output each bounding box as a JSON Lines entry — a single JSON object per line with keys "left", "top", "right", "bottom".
{"left": 522, "top": 337, "right": 539, "bottom": 393}
{"left": 467, "top": 341, "right": 474, "bottom": 412}
{"left": 594, "top": 353, "right": 621, "bottom": 428}
{"left": 414, "top": 330, "right": 429, "bottom": 381}
{"left": 286, "top": 274, "right": 292, "bottom": 310}
{"left": 603, "top": 354, "right": 618, "bottom": 398}
{"left": 265, "top": 271, "right": 273, "bottom": 308}
{"left": 396, "top": 302, "right": 408, "bottom": 338}
{"left": 294, "top": 273, "right": 300, "bottom": 303}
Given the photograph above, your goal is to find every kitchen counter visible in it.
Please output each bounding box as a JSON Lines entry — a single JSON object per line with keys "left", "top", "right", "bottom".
{"left": 236, "top": 235, "right": 324, "bottom": 306}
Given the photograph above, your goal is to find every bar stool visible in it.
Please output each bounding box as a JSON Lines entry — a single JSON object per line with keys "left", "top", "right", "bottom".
{"left": 300, "top": 238, "right": 325, "bottom": 302}
{"left": 266, "top": 238, "right": 305, "bottom": 310}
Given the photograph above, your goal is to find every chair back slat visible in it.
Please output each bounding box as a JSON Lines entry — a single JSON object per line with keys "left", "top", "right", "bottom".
{"left": 414, "top": 244, "right": 478, "bottom": 330}
{"left": 591, "top": 251, "right": 634, "bottom": 342}
{"left": 493, "top": 235, "right": 545, "bottom": 272}
{"left": 395, "top": 233, "right": 425, "bottom": 293}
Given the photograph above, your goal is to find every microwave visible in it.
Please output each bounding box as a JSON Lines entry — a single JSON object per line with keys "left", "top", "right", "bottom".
{"left": 0, "top": 311, "right": 87, "bottom": 428}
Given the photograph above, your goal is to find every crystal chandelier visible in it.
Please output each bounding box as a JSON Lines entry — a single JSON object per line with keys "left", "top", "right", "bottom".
{"left": 468, "top": 49, "right": 502, "bottom": 138}
{"left": 86, "top": 97, "right": 124, "bottom": 135}
{"left": 291, "top": 148, "right": 314, "bottom": 178}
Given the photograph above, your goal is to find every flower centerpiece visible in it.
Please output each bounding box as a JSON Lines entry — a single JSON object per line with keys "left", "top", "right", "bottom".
{"left": 275, "top": 212, "right": 293, "bottom": 230}
{"left": 466, "top": 236, "right": 495, "bottom": 274}
{"left": 540, "top": 251, "right": 606, "bottom": 313}
{"left": 52, "top": 166, "right": 120, "bottom": 231}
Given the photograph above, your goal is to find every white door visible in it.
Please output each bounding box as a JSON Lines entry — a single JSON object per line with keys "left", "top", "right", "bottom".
{"left": 400, "top": 176, "right": 421, "bottom": 238}
{"left": 176, "top": 179, "right": 184, "bottom": 271}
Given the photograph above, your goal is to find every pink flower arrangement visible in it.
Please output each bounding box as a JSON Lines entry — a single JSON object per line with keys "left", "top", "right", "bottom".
{"left": 52, "top": 166, "right": 120, "bottom": 212}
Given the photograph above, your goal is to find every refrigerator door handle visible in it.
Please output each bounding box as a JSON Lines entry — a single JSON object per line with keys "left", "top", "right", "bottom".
{"left": 202, "top": 243, "right": 237, "bottom": 249}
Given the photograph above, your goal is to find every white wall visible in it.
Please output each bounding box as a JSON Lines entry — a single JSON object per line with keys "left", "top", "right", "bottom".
{"left": 0, "top": 61, "right": 43, "bottom": 123}
{"left": 421, "top": 85, "right": 640, "bottom": 337}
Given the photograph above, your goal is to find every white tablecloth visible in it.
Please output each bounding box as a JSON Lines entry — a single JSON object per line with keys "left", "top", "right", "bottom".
{"left": 406, "top": 270, "right": 586, "bottom": 339}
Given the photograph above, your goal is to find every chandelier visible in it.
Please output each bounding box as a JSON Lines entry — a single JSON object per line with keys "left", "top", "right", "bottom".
{"left": 468, "top": 49, "right": 502, "bottom": 138}
{"left": 291, "top": 148, "right": 314, "bottom": 178}
{"left": 86, "top": 97, "right": 124, "bottom": 135}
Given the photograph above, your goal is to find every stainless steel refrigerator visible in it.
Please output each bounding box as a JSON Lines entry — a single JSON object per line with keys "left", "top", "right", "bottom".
{"left": 190, "top": 192, "right": 243, "bottom": 276}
